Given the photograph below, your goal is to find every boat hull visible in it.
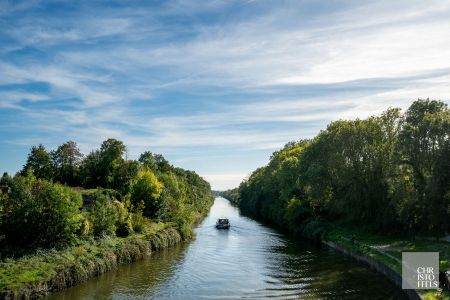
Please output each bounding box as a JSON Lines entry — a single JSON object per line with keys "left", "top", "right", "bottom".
{"left": 215, "top": 224, "right": 230, "bottom": 229}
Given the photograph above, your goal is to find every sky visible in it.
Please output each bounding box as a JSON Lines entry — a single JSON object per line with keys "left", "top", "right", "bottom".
{"left": 1, "top": 0, "right": 450, "bottom": 190}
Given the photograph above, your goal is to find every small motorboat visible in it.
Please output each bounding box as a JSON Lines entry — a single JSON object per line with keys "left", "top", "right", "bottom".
{"left": 216, "top": 218, "right": 230, "bottom": 229}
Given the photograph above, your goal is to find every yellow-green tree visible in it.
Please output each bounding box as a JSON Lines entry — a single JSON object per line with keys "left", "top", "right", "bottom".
{"left": 131, "top": 169, "right": 164, "bottom": 218}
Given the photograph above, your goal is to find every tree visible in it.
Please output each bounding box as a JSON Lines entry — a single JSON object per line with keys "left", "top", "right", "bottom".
{"left": 399, "top": 99, "right": 448, "bottom": 187}
{"left": 111, "top": 160, "right": 139, "bottom": 195}
{"left": 79, "top": 139, "right": 132, "bottom": 192}
{"left": 157, "top": 171, "right": 187, "bottom": 222}
{"left": 398, "top": 99, "right": 449, "bottom": 234}
{"left": 138, "top": 151, "right": 157, "bottom": 170}
{"left": 153, "top": 154, "right": 171, "bottom": 173}
{"left": 79, "top": 150, "right": 102, "bottom": 188}
{"left": 99, "top": 138, "right": 126, "bottom": 187}
{"left": 51, "top": 141, "right": 83, "bottom": 185}
{"left": 21, "top": 144, "right": 55, "bottom": 180}
{"left": 131, "top": 169, "right": 163, "bottom": 218}
{"left": 138, "top": 151, "right": 171, "bottom": 173}
{"left": 236, "top": 99, "right": 450, "bottom": 236}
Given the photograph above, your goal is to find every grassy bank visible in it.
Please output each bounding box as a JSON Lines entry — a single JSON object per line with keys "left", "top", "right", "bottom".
{"left": 302, "top": 222, "right": 450, "bottom": 300}
{"left": 0, "top": 222, "right": 182, "bottom": 299}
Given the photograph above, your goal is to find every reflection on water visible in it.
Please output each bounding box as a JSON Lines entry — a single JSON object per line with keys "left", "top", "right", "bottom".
{"left": 49, "top": 197, "right": 406, "bottom": 299}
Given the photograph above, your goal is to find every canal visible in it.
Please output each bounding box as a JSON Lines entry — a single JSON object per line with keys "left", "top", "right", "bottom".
{"left": 49, "top": 197, "right": 405, "bottom": 299}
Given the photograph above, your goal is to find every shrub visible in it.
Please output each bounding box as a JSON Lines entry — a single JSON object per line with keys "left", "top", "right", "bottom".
{"left": 0, "top": 173, "right": 82, "bottom": 249}
{"left": 116, "top": 217, "right": 133, "bottom": 237}
{"left": 113, "top": 200, "right": 133, "bottom": 237}
{"left": 128, "top": 199, "right": 146, "bottom": 233}
{"left": 90, "top": 193, "right": 118, "bottom": 237}
{"left": 77, "top": 212, "right": 93, "bottom": 236}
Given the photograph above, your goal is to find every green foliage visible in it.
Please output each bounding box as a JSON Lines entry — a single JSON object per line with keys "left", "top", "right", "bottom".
{"left": 113, "top": 199, "right": 133, "bottom": 237}
{"left": 398, "top": 99, "right": 450, "bottom": 234}
{"left": 150, "top": 166, "right": 213, "bottom": 238}
{"left": 98, "top": 138, "right": 126, "bottom": 187}
{"left": 131, "top": 169, "right": 163, "bottom": 218}
{"left": 79, "top": 150, "right": 102, "bottom": 188}
{"left": 111, "top": 160, "right": 139, "bottom": 195}
{"left": 0, "top": 173, "right": 82, "bottom": 249}
{"left": 236, "top": 99, "right": 450, "bottom": 236}
{"left": 131, "top": 203, "right": 146, "bottom": 233}
{"left": 77, "top": 212, "right": 93, "bottom": 237}
{"left": 90, "top": 193, "right": 118, "bottom": 237}
{"left": 138, "top": 151, "right": 157, "bottom": 170}
{"left": 1, "top": 138, "right": 213, "bottom": 256}
{"left": 157, "top": 172, "right": 186, "bottom": 221}
{"left": 79, "top": 139, "right": 138, "bottom": 194}
{"left": 51, "top": 141, "right": 83, "bottom": 186}
{"left": 21, "top": 145, "right": 55, "bottom": 180}
{"left": 138, "top": 151, "right": 171, "bottom": 173}
{"left": 218, "top": 187, "right": 240, "bottom": 205}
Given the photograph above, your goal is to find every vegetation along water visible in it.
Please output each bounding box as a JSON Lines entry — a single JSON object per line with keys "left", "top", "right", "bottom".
{"left": 0, "top": 139, "right": 213, "bottom": 298}
{"left": 221, "top": 99, "right": 450, "bottom": 299}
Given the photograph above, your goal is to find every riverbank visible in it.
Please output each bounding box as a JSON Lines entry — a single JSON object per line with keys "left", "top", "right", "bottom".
{"left": 0, "top": 222, "right": 183, "bottom": 299}
{"left": 294, "top": 221, "right": 450, "bottom": 300}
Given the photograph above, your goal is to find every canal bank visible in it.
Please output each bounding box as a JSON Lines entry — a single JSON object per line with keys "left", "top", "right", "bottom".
{"left": 319, "top": 225, "right": 449, "bottom": 300}
{"left": 322, "top": 241, "right": 422, "bottom": 300}
{"left": 0, "top": 223, "right": 184, "bottom": 299}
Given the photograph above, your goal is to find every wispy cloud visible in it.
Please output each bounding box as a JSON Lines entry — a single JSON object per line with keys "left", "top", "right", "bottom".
{"left": 1, "top": 0, "right": 449, "bottom": 189}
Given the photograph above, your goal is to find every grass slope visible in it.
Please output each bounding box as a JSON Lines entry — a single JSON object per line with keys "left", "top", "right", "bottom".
{"left": 322, "top": 225, "right": 450, "bottom": 300}
{"left": 0, "top": 222, "right": 181, "bottom": 299}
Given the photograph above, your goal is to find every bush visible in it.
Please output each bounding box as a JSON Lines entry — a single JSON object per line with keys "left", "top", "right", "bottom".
{"left": 77, "top": 212, "right": 93, "bottom": 236}
{"left": 0, "top": 173, "right": 82, "bottom": 249}
{"left": 131, "top": 169, "right": 163, "bottom": 218}
{"left": 90, "top": 193, "right": 118, "bottom": 237}
{"left": 116, "top": 217, "right": 133, "bottom": 237}
{"left": 131, "top": 204, "right": 146, "bottom": 234}
{"left": 113, "top": 200, "right": 133, "bottom": 237}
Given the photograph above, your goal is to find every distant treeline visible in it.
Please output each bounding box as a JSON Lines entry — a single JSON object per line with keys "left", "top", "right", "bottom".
{"left": 224, "top": 99, "right": 450, "bottom": 236}
{"left": 0, "top": 139, "right": 213, "bottom": 255}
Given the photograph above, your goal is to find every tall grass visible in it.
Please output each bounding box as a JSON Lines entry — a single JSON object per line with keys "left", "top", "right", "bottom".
{"left": 0, "top": 223, "right": 182, "bottom": 299}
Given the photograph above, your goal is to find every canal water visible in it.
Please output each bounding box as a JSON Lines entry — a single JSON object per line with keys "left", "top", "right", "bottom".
{"left": 49, "top": 197, "right": 406, "bottom": 299}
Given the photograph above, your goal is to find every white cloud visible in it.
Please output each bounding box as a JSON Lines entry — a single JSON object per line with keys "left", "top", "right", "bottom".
{"left": 2, "top": 0, "right": 450, "bottom": 188}
{"left": 0, "top": 91, "right": 50, "bottom": 109}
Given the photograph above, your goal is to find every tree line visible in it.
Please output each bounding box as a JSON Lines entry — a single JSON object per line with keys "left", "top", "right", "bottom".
{"left": 0, "top": 139, "right": 213, "bottom": 255}
{"left": 224, "top": 99, "right": 450, "bottom": 236}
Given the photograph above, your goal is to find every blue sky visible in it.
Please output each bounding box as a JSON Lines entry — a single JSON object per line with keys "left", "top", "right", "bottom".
{"left": 1, "top": 0, "right": 450, "bottom": 190}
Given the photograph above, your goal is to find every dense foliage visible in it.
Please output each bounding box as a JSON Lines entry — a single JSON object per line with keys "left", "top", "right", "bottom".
{"left": 0, "top": 172, "right": 82, "bottom": 249}
{"left": 0, "top": 139, "right": 213, "bottom": 256}
{"left": 131, "top": 169, "right": 163, "bottom": 218}
{"left": 229, "top": 99, "right": 450, "bottom": 236}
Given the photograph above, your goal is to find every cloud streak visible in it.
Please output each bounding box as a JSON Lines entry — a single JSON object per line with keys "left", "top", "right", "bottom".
{"left": 0, "top": 0, "right": 449, "bottom": 189}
